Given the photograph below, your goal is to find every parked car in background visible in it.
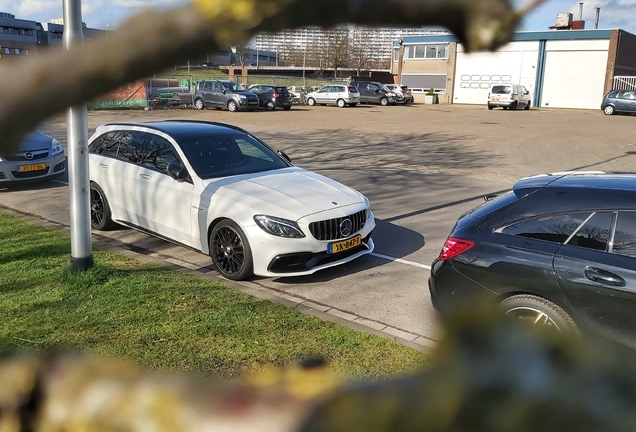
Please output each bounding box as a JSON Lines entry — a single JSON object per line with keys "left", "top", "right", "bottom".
{"left": 351, "top": 81, "right": 397, "bottom": 106}
{"left": 385, "top": 84, "right": 414, "bottom": 104}
{"left": 247, "top": 85, "right": 293, "bottom": 111}
{"left": 0, "top": 131, "right": 65, "bottom": 183}
{"left": 487, "top": 84, "right": 531, "bottom": 110}
{"left": 88, "top": 121, "right": 375, "bottom": 281}
{"left": 429, "top": 171, "right": 636, "bottom": 348}
{"left": 601, "top": 89, "right": 636, "bottom": 115}
{"left": 304, "top": 85, "right": 360, "bottom": 108}
{"left": 194, "top": 80, "right": 259, "bottom": 112}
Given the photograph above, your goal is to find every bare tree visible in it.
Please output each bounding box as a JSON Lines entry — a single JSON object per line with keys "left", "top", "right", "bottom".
{"left": 321, "top": 27, "right": 350, "bottom": 78}
{"left": 349, "top": 26, "right": 375, "bottom": 75}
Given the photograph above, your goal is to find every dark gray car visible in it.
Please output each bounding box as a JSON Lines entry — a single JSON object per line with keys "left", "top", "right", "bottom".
{"left": 351, "top": 81, "right": 397, "bottom": 106}
{"left": 601, "top": 89, "right": 636, "bottom": 115}
{"left": 194, "top": 80, "right": 259, "bottom": 112}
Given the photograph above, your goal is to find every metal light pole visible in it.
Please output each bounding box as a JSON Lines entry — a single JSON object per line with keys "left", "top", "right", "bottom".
{"left": 63, "top": 0, "right": 93, "bottom": 270}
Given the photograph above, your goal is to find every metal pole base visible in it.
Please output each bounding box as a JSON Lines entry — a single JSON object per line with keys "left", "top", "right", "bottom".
{"left": 71, "top": 255, "right": 94, "bottom": 271}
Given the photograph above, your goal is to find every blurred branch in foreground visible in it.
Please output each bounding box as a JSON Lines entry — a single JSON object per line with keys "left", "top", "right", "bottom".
{"left": 3, "top": 306, "right": 636, "bottom": 432}
{"left": 0, "top": 0, "right": 543, "bottom": 153}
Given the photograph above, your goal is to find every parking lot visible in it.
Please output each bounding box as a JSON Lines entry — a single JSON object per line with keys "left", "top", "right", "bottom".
{"left": 2, "top": 103, "right": 636, "bottom": 347}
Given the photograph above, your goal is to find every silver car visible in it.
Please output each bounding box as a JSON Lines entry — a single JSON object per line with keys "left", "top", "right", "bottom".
{"left": 305, "top": 85, "right": 360, "bottom": 108}
{"left": 0, "top": 132, "right": 65, "bottom": 183}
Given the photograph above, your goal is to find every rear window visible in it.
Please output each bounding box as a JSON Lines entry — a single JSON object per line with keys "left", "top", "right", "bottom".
{"left": 348, "top": 86, "right": 358, "bottom": 93}
{"left": 275, "top": 87, "right": 289, "bottom": 94}
{"left": 491, "top": 85, "right": 511, "bottom": 94}
{"left": 454, "top": 191, "right": 518, "bottom": 231}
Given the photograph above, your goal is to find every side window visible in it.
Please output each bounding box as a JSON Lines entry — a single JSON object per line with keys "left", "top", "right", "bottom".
{"left": 617, "top": 90, "right": 636, "bottom": 100}
{"left": 369, "top": 84, "right": 379, "bottom": 92}
{"left": 607, "top": 91, "right": 619, "bottom": 98}
{"left": 89, "top": 133, "right": 118, "bottom": 158}
{"left": 566, "top": 212, "right": 613, "bottom": 251}
{"left": 203, "top": 82, "right": 213, "bottom": 91}
{"left": 498, "top": 212, "right": 590, "bottom": 244}
{"left": 250, "top": 86, "right": 261, "bottom": 93}
{"left": 143, "top": 134, "right": 181, "bottom": 173}
{"left": 116, "top": 131, "right": 146, "bottom": 165}
{"left": 612, "top": 212, "right": 636, "bottom": 258}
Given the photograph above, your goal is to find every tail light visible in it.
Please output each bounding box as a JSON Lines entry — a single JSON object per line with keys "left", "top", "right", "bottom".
{"left": 272, "top": 93, "right": 279, "bottom": 98}
{"left": 439, "top": 237, "right": 475, "bottom": 261}
{"left": 510, "top": 94, "right": 516, "bottom": 99}
{"left": 346, "top": 87, "right": 351, "bottom": 94}
{"left": 487, "top": 92, "right": 490, "bottom": 98}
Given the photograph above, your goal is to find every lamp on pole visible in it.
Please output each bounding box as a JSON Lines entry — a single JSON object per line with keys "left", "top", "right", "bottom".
{"left": 63, "top": 0, "right": 93, "bottom": 270}
{"left": 302, "top": 29, "right": 307, "bottom": 87}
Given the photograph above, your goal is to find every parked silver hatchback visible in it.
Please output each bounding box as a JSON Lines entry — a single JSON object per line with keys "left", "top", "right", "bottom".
{"left": 305, "top": 85, "right": 360, "bottom": 108}
{"left": 0, "top": 132, "right": 65, "bottom": 183}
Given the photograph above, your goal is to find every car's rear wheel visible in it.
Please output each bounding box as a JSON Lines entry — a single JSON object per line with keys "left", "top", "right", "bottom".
{"left": 337, "top": 99, "right": 346, "bottom": 108}
{"left": 349, "top": 103, "right": 357, "bottom": 107}
{"left": 525, "top": 100, "right": 531, "bottom": 110}
{"left": 604, "top": 105, "right": 616, "bottom": 115}
{"left": 227, "top": 100, "right": 238, "bottom": 112}
{"left": 194, "top": 99, "right": 204, "bottom": 110}
{"left": 511, "top": 101, "right": 518, "bottom": 110}
{"left": 500, "top": 294, "right": 579, "bottom": 335}
{"left": 283, "top": 106, "right": 292, "bottom": 111}
{"left": 90, "top": 182, "right": 115, "bottom": 231}
{"left": 307, "top": 98, "right": 316, "bottom": 106}
{"left": 266, "top": 101, "right": 276, "bottom": 111}
{"left": 209, "top": 219, "right": 254, "bottom": 281}
{"left": 488, "top": 105, "right": 494, "bottom": 110}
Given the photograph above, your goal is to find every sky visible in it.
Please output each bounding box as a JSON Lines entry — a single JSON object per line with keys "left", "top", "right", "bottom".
{"left": 0, "top": 0, "right": 634, "bottom": 34}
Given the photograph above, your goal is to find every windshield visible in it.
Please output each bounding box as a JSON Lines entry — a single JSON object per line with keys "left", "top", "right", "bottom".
{"left": 178, "top": 134, "right": 289, "bottom": 179}
{"left": 379, "top": 84, "right": 391, "bottom": 92}
{"left": 222, "top": 82, "right": 246, "bottom": 92}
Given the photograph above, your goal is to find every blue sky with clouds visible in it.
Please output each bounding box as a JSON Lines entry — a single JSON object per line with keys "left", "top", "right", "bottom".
{"left": 0, "top": 0, "right": 634, "bottom": 34}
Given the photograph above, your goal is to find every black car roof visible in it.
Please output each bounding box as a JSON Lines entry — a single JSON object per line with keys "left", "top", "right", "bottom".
{"left": 100, "top": 121, "right": 249, "bottom": 139}
{"left": 513, "top": 172, "right": 636, "bottom": 197}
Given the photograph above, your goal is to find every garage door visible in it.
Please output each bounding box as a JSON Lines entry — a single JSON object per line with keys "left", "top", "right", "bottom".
{"left": 540, "top": 50, "right": 608, "bottom": 109}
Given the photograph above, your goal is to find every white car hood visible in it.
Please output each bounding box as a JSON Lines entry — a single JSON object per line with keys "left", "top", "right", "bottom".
{"left": 203, "top": 167, "right": 364, "bottom": 220}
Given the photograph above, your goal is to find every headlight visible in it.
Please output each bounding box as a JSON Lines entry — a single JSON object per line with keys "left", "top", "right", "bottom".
{"left": 254, "top": 215, "right": 305, "bottom": 238}
{"left": 362, "top": 195, "right": 371, "bottom": 211}
{"left": 51, "top": 139, "right": 64, "bottom": 156}
{"left": 238, "top": 94, "right": 247, "bottom": 99}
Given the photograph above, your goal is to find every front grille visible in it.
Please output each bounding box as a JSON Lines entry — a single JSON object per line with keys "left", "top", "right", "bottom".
{"left": 12, "top": 168, "right": 49, "bottom": 179}
{"left": 309, "top": 209, "right": 368, "bottom": 241}
{"left": 3, "top": 150, "right": 49, "bottom": 162}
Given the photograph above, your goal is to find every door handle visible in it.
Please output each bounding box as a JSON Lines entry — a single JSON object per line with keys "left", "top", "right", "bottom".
{"left": 99, "top": 163, "right": 109, "bottom": 168}
{"left": 584, "top": 266, "right": 626, "bottom": 287}
{"left": 140, "top": 174, "right": 152, "bottom": 179}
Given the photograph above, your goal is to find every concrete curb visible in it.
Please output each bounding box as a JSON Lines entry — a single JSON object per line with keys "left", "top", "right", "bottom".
{"left": 0, "top": 205, "right": 438, "bottom": 354}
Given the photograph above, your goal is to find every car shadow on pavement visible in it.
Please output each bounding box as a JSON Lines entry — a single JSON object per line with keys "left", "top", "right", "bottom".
{"left": 0, "top": 178, "right": 67, "bottom": 193}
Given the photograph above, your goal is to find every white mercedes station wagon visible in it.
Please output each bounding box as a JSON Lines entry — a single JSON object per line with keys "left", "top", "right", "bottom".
{"left": 88, "top": 121, "right": 375, "bottom": 280}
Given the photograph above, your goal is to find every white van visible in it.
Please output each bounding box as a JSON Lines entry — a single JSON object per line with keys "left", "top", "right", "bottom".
{"left": 487, "top": 84, "right": 531, "bottom": 110}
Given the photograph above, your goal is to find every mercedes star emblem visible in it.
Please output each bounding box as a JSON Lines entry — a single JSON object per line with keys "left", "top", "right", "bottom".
{"left": 340, "top": 219, "right": 353, "bottom": 237}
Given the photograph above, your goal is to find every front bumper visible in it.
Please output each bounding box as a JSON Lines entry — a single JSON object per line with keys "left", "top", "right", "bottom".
{"left": 237, "top": 98, "right": 260, "bottom": 111}
{"left": 0, "top": 154, "right": 66, "bottom": 183}
{"left": 246, "top": 209, "right": 375, "bottom": 277}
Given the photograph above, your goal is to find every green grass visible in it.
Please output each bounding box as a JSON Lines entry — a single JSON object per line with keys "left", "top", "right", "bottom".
{"left": 0, "top": 212, "right": 426, "bottom": 379}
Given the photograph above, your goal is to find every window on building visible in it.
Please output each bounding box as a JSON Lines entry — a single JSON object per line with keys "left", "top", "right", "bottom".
{"left": 403, "top": 44, "right": 449, "bottom": 60}
{"left": 25, "top": 49, "right": 29, "bottom": 55}
{"left": 14, "top": 49, "right": 20, "bottom": 55}
{"left": 393, "top": 48, "right": 399, "bottom": 62}
{"left": 3, "top": 48, "right": 9, "bottom": 55}
{"left": 402, "top": 74, "right": 448, "bottom": 93}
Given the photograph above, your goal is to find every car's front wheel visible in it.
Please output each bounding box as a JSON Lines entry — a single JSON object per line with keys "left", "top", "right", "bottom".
{"left": 194, "top": 99, "right": 204, "bottom": 110}
{"left": 380, "top": 97, "right": 388, "bottom": 106}
{"left": 525, "top": 100, "right": 531, "bottom": 110}
{"left": 604, "top": 105, "right": 616, "bottom": 115}
{"left": 349, "top": 103, "right": 357, "bottom": 107}
{"left": 307, "top": 98, "right": 316, "bottom": 106}
{"left": 209, "top": 219, "right": 254, "bottom": 281}
{"left": 90, "top": 182, "right": 115, "bottom": 231}
{"left": 227, "top": 100, "right": 238, "bottom": 112}
{"left": 500, "top": 294, "right": 579, "bottom": 335}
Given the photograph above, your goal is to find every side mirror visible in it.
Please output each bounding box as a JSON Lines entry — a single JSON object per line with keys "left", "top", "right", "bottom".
{"left": 167, "top": 163, "right": 186, "bottom": 181}
{"left": 375, "top": 89, "right": 380, "bottom": 93}
{"left": 277, "top": 150, "right": 292, "bottom": 164}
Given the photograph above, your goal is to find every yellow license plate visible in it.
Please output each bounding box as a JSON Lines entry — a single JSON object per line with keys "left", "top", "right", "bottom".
{"left": 249, "top": 101, "right": 258, "bottom": 105}
{"left": 18, "top": 163, "right": 46, "bottom": 172}
{"left": 328, "top": 235, "right": 361, "bottom": 254}
{"left": 492, "top": 97, "right": 499, "bottom": 102}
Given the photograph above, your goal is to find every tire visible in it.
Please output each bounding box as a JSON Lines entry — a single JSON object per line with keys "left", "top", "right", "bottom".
{"left": 511, "top": 101, "right": 518, "bottom": 110}
{"left": 488, "top": 105, "right": 494, "bottom": 110}
{"left": 604, "top": 105, "right": 616, "bottom": 115}
{"left": 209, "top": 219, "right": 254, "bottom": 281}
{"left": 380, "top": 97, "right": 388, "bottom": 106}
{"left": 227, "top": 100, "right": 238, "bottom": 112}
{"left": 194, "top": 99, "right": 204, "bottom": 110}
{"left": 348, "top": 103, "right": 357, "bottom": 107}
{"left": 283, "top": 106, "right": 291, "bottom": 111}
{"left": 307, "top": 98, "right": 316, "bottom": 106}
{"left": 337, "top": 99, "right": 346, "bottom": 108}
{"left": 266, "top": 101, "right": 276, "bottom": 111}
{"left": 525, "top": 100, "right": 531, "bottom": 110}
{"left": 90, "top": 182, "right": 115, "bottom": 231}
{"left": 500, "top": 294, "right": 579, "bottom": 335}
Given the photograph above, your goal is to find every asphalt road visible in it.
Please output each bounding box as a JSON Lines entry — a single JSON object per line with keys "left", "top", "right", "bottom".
{"left": 2, "top": 103, "right": 636, "bottom": 344}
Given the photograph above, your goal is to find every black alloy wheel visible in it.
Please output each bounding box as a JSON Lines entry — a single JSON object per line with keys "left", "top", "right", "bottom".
{"left": 210, "top": 219, "right": 253, "bottom": 280}
{"left": 90, "top": 183, "right": 115, "bottom": 231}
{"left": 500, "top": 294, "right": 579, "bottom": 335}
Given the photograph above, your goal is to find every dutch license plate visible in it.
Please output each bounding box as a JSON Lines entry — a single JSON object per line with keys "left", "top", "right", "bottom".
{"left": 492, "top": 97, "right": 499, "bottom": 102}
{"left": 328, "top": 235, "right": 361, "bottom": 254}
{"left": 249, "top": 101, "right": 258, "bottom": 105}
{"left": 18, "top": 163, "right": 46, "bottom": 172}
